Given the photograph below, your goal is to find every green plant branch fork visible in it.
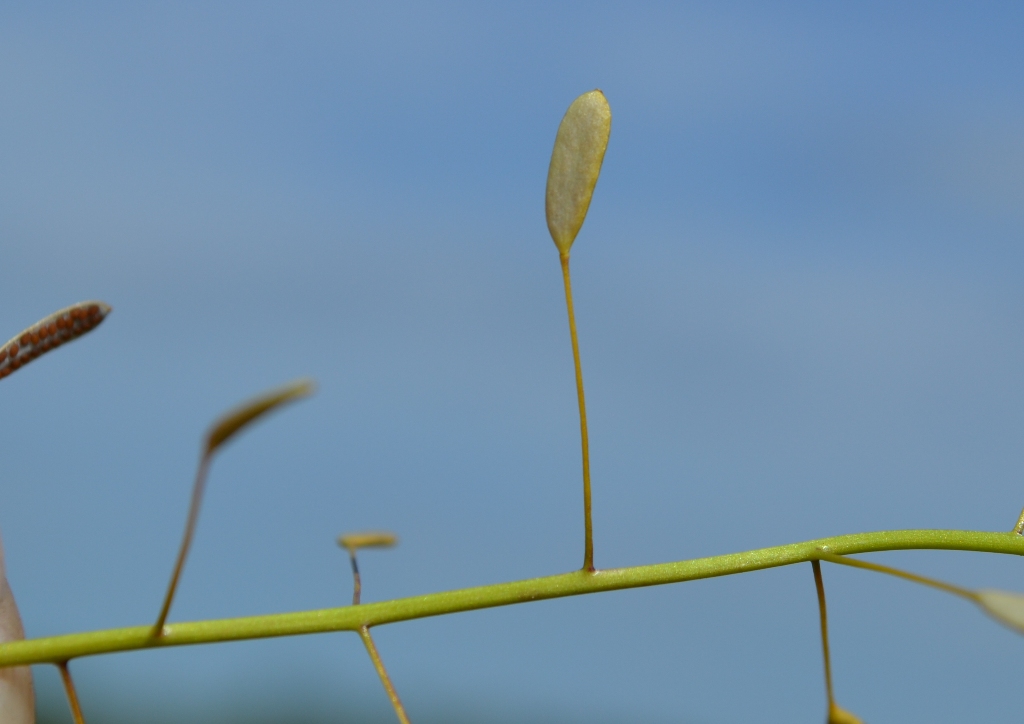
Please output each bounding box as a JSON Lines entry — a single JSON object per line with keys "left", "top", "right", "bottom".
{"left": 5, "top": 92, "right": 1024, "bottom": 723}
{"left": 3, "top": 529, "right": 1022, "bottom": 668}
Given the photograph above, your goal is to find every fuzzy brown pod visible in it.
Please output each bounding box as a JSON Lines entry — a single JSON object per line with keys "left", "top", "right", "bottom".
{"left": 0, "top": 301, "right": 111, "bottom": 381}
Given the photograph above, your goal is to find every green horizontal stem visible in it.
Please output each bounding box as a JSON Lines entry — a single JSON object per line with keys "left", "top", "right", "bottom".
{"left": 4, "top": 529, "right": 1022, "bottom": 667}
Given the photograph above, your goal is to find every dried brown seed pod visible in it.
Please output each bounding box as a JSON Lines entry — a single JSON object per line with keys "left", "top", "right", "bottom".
{"left": 0, "top": 301, "right": 112, "bottom": 381}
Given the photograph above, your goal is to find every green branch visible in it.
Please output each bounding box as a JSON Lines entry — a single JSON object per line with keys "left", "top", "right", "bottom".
{"left": 4, "top": 529, "right": 1022, "bottom": 667}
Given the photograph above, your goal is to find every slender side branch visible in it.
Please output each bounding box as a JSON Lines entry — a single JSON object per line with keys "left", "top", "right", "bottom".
{"left": 560, "top": 253, "right": 594, "bottom": 571}
{"left": 153, "top": 453, "right": 212, "bottom": 636}
{"left": 811, "top": 562, "right": 836, "bottom": 711}
{"left": 811, "top": 562, "right": 863, "bottom": 723}
{"left": 817, "top": 552, "right": 978, "bottom": 602}
{"left": 153, "top": 379, "right": 315, "bottom": 636}
{"left": 57, "top": 662, "right": 87, "bottom": 724}
{"left": 340, "top": 533, "right": 409, "bottom": 722}
{"left": 359, "top": 627, "right": 411, "bottom": 724}
{"left": 819, "top": 551, "right": 1024, "bottom": 638}
{"left": 349, "top": 552, "right": 362, "bottom": 607}
{"left": 338, "top": 532, "right": 397, "bottom": 607}
{"left": 3, "top": 529, "right": 1024, "bottom": 668}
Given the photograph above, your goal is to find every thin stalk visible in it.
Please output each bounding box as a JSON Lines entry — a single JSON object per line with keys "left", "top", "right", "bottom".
{"left": 560, "top": 253, "right": 593, "bottom": 571}
{"left": 57, "top": 661, "right": 87, "bottom": 724}
{"left": 3, "top": 530, "right": 1023, "bottom": 668}
{"left": 359, "top": 626, "right": 411, "bottom": 724}
{"left": 347, "top": 548, "right": 410, "bottom": 723}
{"left": 349, "top": 552, "right": 362, "bottom": 606}
{"left": 154, "top": 453, "right": 212, "bottom": 636}
{"left": 817, "top": 552, "right": 978, "bottom": 602}
{"left": 811, "top": 561, "right": 837, "bottom": 717}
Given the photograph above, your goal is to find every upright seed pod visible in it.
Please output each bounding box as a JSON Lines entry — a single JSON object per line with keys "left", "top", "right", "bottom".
{"left": 546, "top": 90, "right": 612, "bottom": 256}
{"left": 545, "top": 90, "right": 611, "bottom": 571}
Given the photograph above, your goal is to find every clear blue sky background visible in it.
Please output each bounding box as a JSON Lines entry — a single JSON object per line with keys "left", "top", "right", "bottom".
{"left": 3, "top": 3, "right": 1024, "bottom": 722}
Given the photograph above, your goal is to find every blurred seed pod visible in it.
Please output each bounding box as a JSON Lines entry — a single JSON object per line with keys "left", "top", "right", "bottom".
{"left": 975, "top": 589, "right": 1024, "bottom": 634}
{"left": 205, "top": 378, "right": 316, "bottom": 453}
{"left": 0, "top": 301, "right": 112, "bottom": 381}
{"left": 0, "top": 535, "right": 34, "bottom": 724}
{"left": 338, "top": 532, "right": 399, "bottom": 552}
{"left": 829, "top": 703, "right": 864, "bottom": 724}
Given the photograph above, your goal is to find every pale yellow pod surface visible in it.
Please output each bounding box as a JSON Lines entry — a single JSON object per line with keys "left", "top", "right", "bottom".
{"left": 338, "top": 531, "right": 399, "bottom": 551}
{"left": 976, "top": 589, "right": 1024, "bottom": 634}
{"left": 205, "top": 378, "right": 316, "bottom": 453}
{"left": 829, "top": 703, "right": 864, "bottom": 724}
{"left": 545, "top": 90, "right": 612, "bottom": 255}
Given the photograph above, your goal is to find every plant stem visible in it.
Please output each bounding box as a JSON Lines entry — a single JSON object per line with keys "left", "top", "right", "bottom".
{"left": 560, "top": 252, "right": 593, "bottom": 572}
{"left": 154, "top": 453, "right": 212, "bottom": 636}
{"left": 346, "top": 544, "right": 410, "bottom": 720}
{"left": 817, "top": 552, "right": 978, "bottom": 601}
{"left": 811, "top": 561, "right": 836, "bottom": 715}
{"left": 57, "top": 661, "right": 87, "bottom": 724}
{"left": 358, "top": 626, "right": 411, "bottom": 724}
{"left": 349, "top": 551, "right": 362, "bottom": 606}
{"left": 2, "top": 529, "right": 1022, "bottom": 667}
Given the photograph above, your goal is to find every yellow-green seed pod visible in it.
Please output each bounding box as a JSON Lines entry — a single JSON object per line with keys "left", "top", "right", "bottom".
{"left": 545, "top": 90, "right": 612, "bottom": 255}
{"left": 975, "top": 589, "right": 1024, "bottom": 634}
{"left": 205, "top": 378, "right": 315, "bottom": 454}
{"left": 828, "top": 703, "right": 864, "bottom": 724}
{"left": 338, "top": 531, "right": 399, "bottom": 552}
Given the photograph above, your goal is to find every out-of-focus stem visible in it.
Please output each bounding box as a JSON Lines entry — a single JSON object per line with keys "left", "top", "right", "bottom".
{"left": 57, "top": 661, "right": 87, "bottom": 724}
{"left": 358, "top": 626, "right": 411, "bottom": 724}
{"left": 349, "top": 552, "right": 362, "bottom": 606}
{"left": 817, "top": 552, "right": 978, "bottom": 602}
{"left": 811, "top": 561, "right": 836, "bottom": 714}
{"left": 154, "top": 453, "right": 212, "bottom": 636}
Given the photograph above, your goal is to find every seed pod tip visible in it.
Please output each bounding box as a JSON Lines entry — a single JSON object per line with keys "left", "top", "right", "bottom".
{"left": 976, "top": 588, "right": 1024, "bottom": 634}
{"left": 205, "top": 378, "right": 316, "bottom": 453}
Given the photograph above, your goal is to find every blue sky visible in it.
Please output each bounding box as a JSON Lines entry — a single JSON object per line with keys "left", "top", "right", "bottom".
{"left": 3, "top": 3, "right": 1024, "bottom": 722}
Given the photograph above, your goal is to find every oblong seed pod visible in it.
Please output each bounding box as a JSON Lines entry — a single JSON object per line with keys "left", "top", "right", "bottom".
{"left": 545, "top": 90, "right": 612, "bottom": 255}
{"left": 0, "top": 301, "right": 112, "bottom": 381}
{"left": 338, "top": 532, "right": 398, "bottom": 552}
{"left": 205, "top": 378, "right": 316, "bottom": 453}
{"left": 975, "top": 589, "right": 1024, "bottom": 634}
